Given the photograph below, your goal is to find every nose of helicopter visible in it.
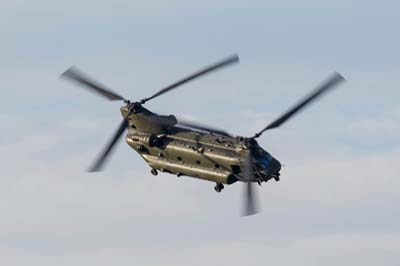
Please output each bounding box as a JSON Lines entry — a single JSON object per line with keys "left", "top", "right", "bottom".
{"left": 269, "top": 157, "right": 281, "bottom": 175}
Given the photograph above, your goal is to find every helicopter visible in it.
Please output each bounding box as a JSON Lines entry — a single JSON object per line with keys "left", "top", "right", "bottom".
{"left": 60, "top": 54, "right": 345, "bottom": 216}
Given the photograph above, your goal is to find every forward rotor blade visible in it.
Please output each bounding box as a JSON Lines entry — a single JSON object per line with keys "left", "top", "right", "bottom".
{"left": 244, "top": 182, "right": 258, "bottom": 216}
{"left": 141, "top": 54, "right": 239, "bottom": 104}
{"left": 254, "top": 72, "right": 345, "bottom": 138}
{"left": 88, "top": 119, "right": 129, "bottom": 172}
{"left": 242, "top": 154, "right": 259, "bottom": 216}
{"left": 177, "top": 118, "right": 233, "bottom": 137}
{"left": 61, "top": 67, "right": 126, "bottom": 101}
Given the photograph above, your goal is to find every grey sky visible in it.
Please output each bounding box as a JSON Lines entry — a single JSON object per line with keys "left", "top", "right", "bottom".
{"left": 1, "top": 0, "right": 399, "bottom": 265}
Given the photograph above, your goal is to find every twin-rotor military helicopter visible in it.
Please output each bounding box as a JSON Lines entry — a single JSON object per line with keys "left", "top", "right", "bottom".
{"left": 61, "top": 54, "right": 345, "bottom": 216}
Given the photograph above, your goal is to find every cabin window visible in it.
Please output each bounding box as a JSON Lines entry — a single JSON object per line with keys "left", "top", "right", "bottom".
{"left": 138, "top": 145, "right": 148, "bottom": 153}
{"left": 196, "top": 160, "right": 201, "bottom": 165}
{"left": 177, "top": 156, "right": 183, "bottom": 161}
{"left": 214, "top": 163, "right": 220, "bottom": 169}
{"left": 231, "top": 165, "right": 242, "bottom": 174}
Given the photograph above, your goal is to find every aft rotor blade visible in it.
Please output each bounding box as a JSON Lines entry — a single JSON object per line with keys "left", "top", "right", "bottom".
{"left": 88, "top": 119, "right": 129, "bottom": 172}
{"left": 61, "top": 67, "right": 126, "bottom": 101}
{"left": 177, "top": 119, "right": 233, "bottom": 137}
{"left": 254, "top": 72, "right": 345, "bottom": 138}
{"left": 141, "top": 54, "right": 239, "bottom": 104}
{"left": 242, "top": 154, "right": 259, "bottom": 216}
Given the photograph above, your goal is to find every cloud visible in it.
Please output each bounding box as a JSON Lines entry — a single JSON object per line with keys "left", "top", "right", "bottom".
{"left": 1, "top": 233, "right": 399, "bottom": 266}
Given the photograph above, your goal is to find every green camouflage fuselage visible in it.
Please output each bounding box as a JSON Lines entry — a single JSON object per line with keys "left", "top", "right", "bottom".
{"left": 121, "top": 105, "right": 280, "bottom": 185}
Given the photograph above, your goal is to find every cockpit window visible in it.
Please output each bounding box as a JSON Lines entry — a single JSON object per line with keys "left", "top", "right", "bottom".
{"left": 264, "top": 152, "right": 272, "bottom": 160}
{"left": 260, "top": 158, "right": 270, "bottom": 168}
{"left": 259, "top": 152, "right": 272, "bottom": 169}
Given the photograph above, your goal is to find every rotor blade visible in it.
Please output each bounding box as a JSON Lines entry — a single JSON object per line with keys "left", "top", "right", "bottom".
{"left": 254, "top": 72, "right": 345, "bottom": 138}
{"left": 242, "top": 154, "right": 259, "bottom": 216}
{"left": 141, "top": 54, "right": 239, "bottom": 104}
{"left": 244, "top": 182, "right": 258, "bottom": 216}
{"left": 60, "top": 67, "right": 126, "bottom": 101}
{"left": 177, "top": 118, "right": 233, "bottom": 137}
{"left": 88, "top": 119, "right": 129, "bottom": 172}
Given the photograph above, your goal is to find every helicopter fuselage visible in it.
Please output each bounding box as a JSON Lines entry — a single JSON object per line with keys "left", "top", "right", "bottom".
{"left": 122, "top": 105, "right": 281, "bottom": 185}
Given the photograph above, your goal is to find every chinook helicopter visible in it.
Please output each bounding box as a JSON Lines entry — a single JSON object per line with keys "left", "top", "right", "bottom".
{"left": 61, "top": 54, "right": 345, "bottom": 216}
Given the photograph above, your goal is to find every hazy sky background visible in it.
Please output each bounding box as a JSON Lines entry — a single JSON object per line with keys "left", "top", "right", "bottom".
{"left": 1, "top": 0, "right": 399, "bottom": 265}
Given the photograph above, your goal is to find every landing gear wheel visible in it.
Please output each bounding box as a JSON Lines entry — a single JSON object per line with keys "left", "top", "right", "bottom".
{"left": 274, "top": 176, "right": 280, "bottom": 182}
{"left": 214, "top": 183, "right": 224, "bottom": 193}
{"left": 151, "top": 168, "right": 158, "bottom": 176}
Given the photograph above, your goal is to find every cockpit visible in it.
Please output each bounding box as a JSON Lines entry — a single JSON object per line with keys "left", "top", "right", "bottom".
{"left": 252, "top": 145, "right": 281, "bottom": 181}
